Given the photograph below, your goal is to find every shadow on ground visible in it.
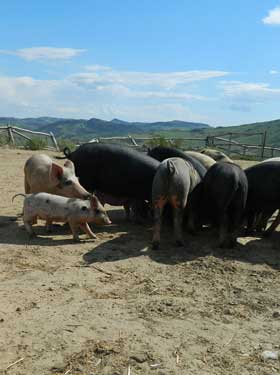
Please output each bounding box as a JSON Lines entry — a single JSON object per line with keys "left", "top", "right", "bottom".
{"left": 1, "top": 209, "right": 279, "bottom": 270}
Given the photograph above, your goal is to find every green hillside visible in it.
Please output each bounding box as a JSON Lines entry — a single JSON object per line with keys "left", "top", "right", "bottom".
{"left": 0, "top": 116, "right": 210, "bottom": 140}
{"left": 148, "top": 119, "right": 280, "bottom": 149}
{"left": 1, "top": 116, "right": 280, "bottom": 159}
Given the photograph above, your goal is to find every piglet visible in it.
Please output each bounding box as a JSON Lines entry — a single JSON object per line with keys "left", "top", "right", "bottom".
{"left": 13, "top": 192, "right": 111, "bottom": 241}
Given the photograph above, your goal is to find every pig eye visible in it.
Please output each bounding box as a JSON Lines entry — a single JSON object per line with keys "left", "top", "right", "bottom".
{"left": 64, "top": 180, "right": 73, "bottom": 186}
{"left": 81, "top": 206, "right": 88, "bottom": 211}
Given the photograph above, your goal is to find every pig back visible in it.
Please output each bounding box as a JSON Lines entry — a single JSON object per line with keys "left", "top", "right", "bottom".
{"left": 148, "top": 146, "right": 206, "bottom": 179}
{"left": 24, "top": 154, "right": 55, "bottom": 193}
{"left": 65, "top": 143, "right": 160, "bottom": 200}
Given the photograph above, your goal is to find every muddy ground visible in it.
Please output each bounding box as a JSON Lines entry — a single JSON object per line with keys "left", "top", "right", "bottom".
{"left": 0, "top": 148, "right": 279, "bottom": 375}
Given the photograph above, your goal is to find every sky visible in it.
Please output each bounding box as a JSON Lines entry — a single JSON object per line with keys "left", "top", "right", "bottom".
{"left": 0, "top": 1, "right": 280, "bottom": 126}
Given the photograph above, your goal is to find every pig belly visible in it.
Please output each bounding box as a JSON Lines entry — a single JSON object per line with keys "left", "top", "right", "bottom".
{"left": 96, "top": 191, "right": 129, "bottom": 206}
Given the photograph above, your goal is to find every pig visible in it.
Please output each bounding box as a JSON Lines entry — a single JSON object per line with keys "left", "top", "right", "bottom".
{"left": 200, "top": 148, "right": 233, "bottom": 163}
{"left": 13, "top": 192, "right": 111, "bottom": 241}
{"left": 184, "top": 150, "right": 216, "bottom": 169}
{"left": 151, "top": 157, "right": 201, "bottom": 249}
{"left": 55, "top": 144, "right": 160, "bottom": 222}
{"left": 198, "top": 162, "right": 248, "bottom": 248}
{"left": 56, "top": 144, "right": 160, "bottom": 201}
{"left": 24, "top": 154, "right": 90, "bottom": 199}
{"left": 245, "top": 161, "right": 280, "bottom": 236}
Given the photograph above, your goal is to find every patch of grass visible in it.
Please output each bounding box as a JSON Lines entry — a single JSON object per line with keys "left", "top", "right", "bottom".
{"left": 57, "top": 138, "right": 76, "bottom": 152}
{"left": 24, "top": 138, "right": 48, "bottom": 150}
{"left": 0, "top": 134, "right": 9, "bottom": 146}
{"left": 145, "top": 134, "right": 183, "bottom": 149}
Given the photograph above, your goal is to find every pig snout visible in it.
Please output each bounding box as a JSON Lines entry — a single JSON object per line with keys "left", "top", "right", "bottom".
{"left": 58, "top": 178, "right": 91, "bottom": 200}
{"left": 93, "top": 209, "right": 112, "bottom": 225}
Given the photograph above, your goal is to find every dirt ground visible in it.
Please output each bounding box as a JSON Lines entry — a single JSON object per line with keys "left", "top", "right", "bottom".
{"left": 0, "top": 148, "right": 279, "bottom": 375}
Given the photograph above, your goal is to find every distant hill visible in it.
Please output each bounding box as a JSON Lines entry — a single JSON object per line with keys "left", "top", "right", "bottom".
{"left": 1, "top": 116, "right": 280, "bottom": 149}
{"left": 0, "top": 116, "right": 210, "bottom": 139}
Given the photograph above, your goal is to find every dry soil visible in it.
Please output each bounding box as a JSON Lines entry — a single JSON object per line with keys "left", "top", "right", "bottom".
{"left": 0, "top": 148, "right": 279, "bottom": 375}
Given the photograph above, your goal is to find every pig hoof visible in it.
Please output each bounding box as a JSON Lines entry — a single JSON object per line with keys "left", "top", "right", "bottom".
{"left": 152, "top": 242, "right": 160, "bottom": 250}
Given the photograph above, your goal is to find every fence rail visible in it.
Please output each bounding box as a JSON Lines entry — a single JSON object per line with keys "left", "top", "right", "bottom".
{"left": 89, "top": 131, "right": 280, "bottom": 160}
{"left": 0, "top": 125, "right": 59, "bottom": 151}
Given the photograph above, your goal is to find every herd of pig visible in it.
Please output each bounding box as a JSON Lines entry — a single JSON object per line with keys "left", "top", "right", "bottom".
{"left": 13, "top": 143, "right": 280, "bottom": 249}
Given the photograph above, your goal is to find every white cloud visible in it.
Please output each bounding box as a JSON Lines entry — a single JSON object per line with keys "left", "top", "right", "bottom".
{"left": 262, "top": 6, "right": 280, "bottom": 25}
{"left": 270, "top": 69, "right": 279, "bottom": 75}
{"left": 222, "top": 81, "right": 280, "bottom": 97}
{"left": 0, "top": 65, "right": 226, "bottom": 121}
{"left": 0, "top": 47, "right": 86, "bottom": 61}
{"left": 85, "top": 65, "right": 112, "bottom": 71}
{"left": 0, "top": 74, "right": 209, "bottom": 120}
{"left": 95, "top": 84, "right": 207, "bottom": 100}
{"left": 71, "top": 66, "right": 229, "bottom": 89}
{"left": 220, "top": 80, "right": 280, "bottom": 112}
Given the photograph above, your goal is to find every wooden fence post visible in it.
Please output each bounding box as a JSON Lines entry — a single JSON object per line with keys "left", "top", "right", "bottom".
{"left": 261, "top": 131, "right": 267, "bottom": 159}
{"left": 7, "top": 126, "right": 15, "bottom": 146}
{"left": 50, "top": 132, "right": 60, "bottom": 151}
{"left": 228, "top": 133, "right": 232, "bottom": 154}
{"left": 128, "top": 135, "right": 138, "bottom": 147}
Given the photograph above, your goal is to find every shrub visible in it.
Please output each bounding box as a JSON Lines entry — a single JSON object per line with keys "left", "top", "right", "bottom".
{"left": 24, "top": 138, "right": 47, "bottom": 150}
{"left": 145, "top": 134, "right": 183, "bottom": 149}
{"left": 0, "top": 134, "right": 9, "bottom": 146}
{"left": 57, "top": 138, "right": 76, "bottom": 152}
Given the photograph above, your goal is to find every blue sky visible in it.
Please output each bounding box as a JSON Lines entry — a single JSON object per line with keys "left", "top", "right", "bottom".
{"left": 0, "top": 1, "right": 280, "bottom": 126}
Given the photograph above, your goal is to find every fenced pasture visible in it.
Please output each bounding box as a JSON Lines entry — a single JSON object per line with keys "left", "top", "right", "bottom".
{"left": 0, "top": 148, "right": 280, "bottom": 375}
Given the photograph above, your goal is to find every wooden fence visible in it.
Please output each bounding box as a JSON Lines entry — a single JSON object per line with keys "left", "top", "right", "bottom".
{"left": 0, "top": 125, "right": 60, "bottom": 151}
{"left": 205, "top": 131, "right": 280, "bottom": 159}
{"left": 1, "top": 125, "right": 279, "bottom": 160}
{"left": 89, "top": 131, "right": 280, "bottom": 160}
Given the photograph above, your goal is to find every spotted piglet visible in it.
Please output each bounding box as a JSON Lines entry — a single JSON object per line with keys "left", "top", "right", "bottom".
{"left": 13, "top": 192, "right": 111, "bottom": 241}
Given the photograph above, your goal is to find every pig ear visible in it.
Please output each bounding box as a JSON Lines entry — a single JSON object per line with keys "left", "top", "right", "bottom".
{"left": 64, "top": 159, "right": 75, "bottom": 172}
{"left": 50, "top": 163, "right": 64, "bottom": 183}
{"left": 90, "top": 195, "right": 99, "bottom": 209}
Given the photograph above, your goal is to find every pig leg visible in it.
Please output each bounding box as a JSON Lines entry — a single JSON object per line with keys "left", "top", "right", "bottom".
{"left": 24, "top": 176, "right": 31, "bottom": 194}
{"left": 173, "top": 207, "right": 185, "bottom": 246}
{"left": 152, "top": 196, "right": 167, "bottom": 250}
{"left": 45, "top": 218, "right": 53, "bottom": 233}
{"left": 68, "top": 221, "right": 80, "bottom": 241}
{"left": 186, "top": 209, "right": 198, "bottom": 235}
{"left": 245, "top": 210, "right": 256, "bottom": 234}
{"left": 124, "top": 203, "right": 130, "bottom": 221}
{"left": 218, "top": 212, "right": 229, "bottom": 248}
{"left": 23, "top": 216, "right": 36, "bottom": 237}
{"left": 79, "top": 222, "right": 97, "bottom": 239}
